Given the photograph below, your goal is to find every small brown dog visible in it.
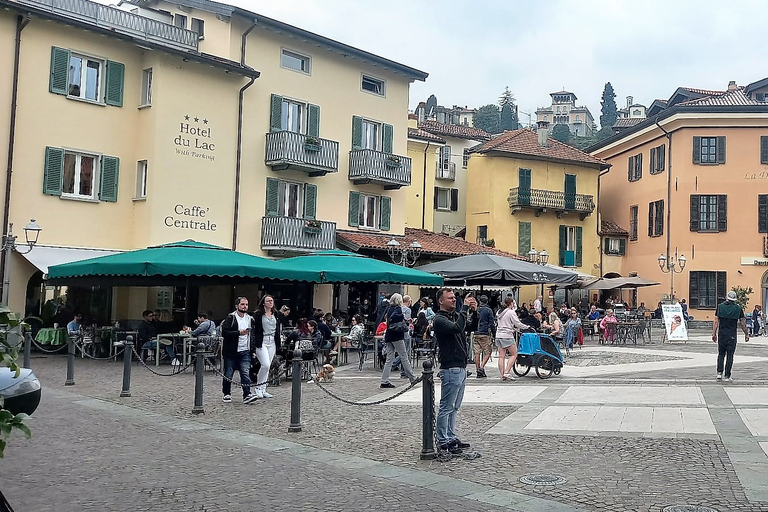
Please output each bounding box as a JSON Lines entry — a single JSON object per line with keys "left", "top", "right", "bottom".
{"left": 316, "top": 364, "right": 335, "bottom": 382}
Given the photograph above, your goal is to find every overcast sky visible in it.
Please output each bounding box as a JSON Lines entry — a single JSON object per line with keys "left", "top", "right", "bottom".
{"left": 234, "top": 0, "right": 766, "bottom": 127}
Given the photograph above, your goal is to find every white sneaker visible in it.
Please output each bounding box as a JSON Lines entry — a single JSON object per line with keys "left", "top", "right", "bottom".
{"left": 171, "top": 358, "right": 181, "bottom": 366}
{"left": 716, "top": 374, "right": 722, "bottom": 380}
{"left": 262, "top": 390, "right": 274, "bottom": 398}
{"left": 222, "top": 394, "right": 232, "bottom": 403}
{"left": 724, "top": 377, "right": 733, "bottom": 382}
{"left": 253, "top": 389, "right": 264, "bottom": 399}
{"left": 243, "top": 393, "right": 259, "bottom": 403}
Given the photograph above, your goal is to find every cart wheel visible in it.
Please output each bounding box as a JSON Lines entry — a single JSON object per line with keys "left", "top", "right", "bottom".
{"left": 512, "top": 360, "right": 531, "bottom": 377}
{"left": 553, "top": 367, "right": 561, "bottom": 375}
{"left": 536, "top": 356, "right": 555, "bottom": 379}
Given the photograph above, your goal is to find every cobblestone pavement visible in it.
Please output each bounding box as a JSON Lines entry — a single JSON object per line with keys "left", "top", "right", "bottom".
{"left": 4, "top": 334, "right": 768, "bottom": 512}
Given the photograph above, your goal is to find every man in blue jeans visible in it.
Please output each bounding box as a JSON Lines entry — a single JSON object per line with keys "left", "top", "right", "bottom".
{"left": 433, "top": 288, "right": 476, "bottom": 455}
{"left": 220, "top": 297, "right": 259, "bottom": 404}
{"left": 712, "top": 290, "right": 749, "bottom": 382}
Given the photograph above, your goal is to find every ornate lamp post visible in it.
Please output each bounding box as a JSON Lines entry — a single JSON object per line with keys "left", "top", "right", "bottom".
{"left": 657, "top": 250, "right": 686, "bottom": 299}
{"left": 2, "top": 219, "right": 42, "bottom": 305}
{"left": 527, "top": 247, "right": 549, "bottom": 298}
{"left": 386, "top": 238, "right": 422, "bottom": 267}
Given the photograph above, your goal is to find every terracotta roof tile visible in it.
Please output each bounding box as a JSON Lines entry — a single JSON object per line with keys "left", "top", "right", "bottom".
{"left": 599, "top": 220, "right": 629, "bottom": 236}
{"left": 408, "top": 128, "right": 446, "bottom": 144}
{"left": 336, "top": 227, "right": 527, "bottom": 260}
{"left": 613, "top": 118, "right": 645, "bottom": 129}
{"left": 678, "top": 87, "right": 760, "bottom": 107}
{"left": 418, "top": 121, "right": 492, "bottom": 141}
{"left": 681, "top": 87, "right": 725, "bottom": 96}
{"left": 472, "top": 129, "right": 606, "bottom": 167}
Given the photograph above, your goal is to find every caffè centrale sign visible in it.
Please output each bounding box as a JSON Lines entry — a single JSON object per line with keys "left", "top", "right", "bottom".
{"left": 741, "top": 257, "right": 768, "bottom": 266}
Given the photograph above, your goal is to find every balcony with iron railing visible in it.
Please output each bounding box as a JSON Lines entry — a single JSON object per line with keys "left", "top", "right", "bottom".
{"left": 19, "top": 0, "right": 200, "bottom": 51}
{"left": 261, "top": 216, "right": 336, "bottom": 254}
{"left": 349, "top": 149, "right": 411, "bottom": 189}
{"left": 508, "top": 187, "right": 595, "bottom": 220}
{"left": 435, "top": 162, "right": 456, "bottom": 181}
{"left": 265, "top": 131, "right": 339, "bottom": 177}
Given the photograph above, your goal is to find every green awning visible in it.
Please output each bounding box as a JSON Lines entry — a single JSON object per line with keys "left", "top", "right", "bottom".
{"left": 46, "top": 240, "right": 297, "bottom": 282}
{"left": 270, "top": 250, "right": 444, "bottom": 285}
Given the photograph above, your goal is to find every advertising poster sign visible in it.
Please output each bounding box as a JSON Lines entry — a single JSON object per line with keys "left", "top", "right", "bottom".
{"left": 662, "top": 303, "right": 688, "bottom": 341}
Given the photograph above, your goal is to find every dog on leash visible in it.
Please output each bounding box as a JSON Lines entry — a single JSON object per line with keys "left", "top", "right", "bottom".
{"left": 316, "top": 363, "right": 335, "bottom": 382}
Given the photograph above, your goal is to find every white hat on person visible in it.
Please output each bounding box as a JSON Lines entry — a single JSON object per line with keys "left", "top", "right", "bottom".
{"left": 726, "top": 291, "right": 737, "bottom": 302}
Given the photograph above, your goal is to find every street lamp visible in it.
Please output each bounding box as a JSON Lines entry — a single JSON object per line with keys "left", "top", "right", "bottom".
{"left": 657, "top": 249, "right": 686, "bottom": 299}
{"left": 527, "top": 247, "right": 549, "bottom": 266}
{"left": 2, "top": 219, "right": 42, "bottom": 305}
{"left": 386, "top": 238, "right": 422, "bottom": 267}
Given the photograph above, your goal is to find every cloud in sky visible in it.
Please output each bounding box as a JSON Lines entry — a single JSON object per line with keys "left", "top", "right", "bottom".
{"left": 109, "top": 0, "right": 767, "bottom": 126}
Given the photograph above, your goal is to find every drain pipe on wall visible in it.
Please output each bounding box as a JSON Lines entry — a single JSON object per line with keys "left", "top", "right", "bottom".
{"left": 597, "top": 164, "right": 611, "bottom": 280}
{"left": 655, "top": 120, "right": 673, "bottom": 279}
{"left": 421, "top": 141, "right": 431, "bottom": 229}
{"left": 231, "top": 21, "right": 257, "bottom": 251}
{"left": 1, "top": 14, "right": 31, "bottom": 301}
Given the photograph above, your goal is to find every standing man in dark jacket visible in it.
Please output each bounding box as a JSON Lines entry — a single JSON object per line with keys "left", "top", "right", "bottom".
{"left": 433, "top": 288, "right": 475, "bottom": 455}
{"left": 220, "top": 297, "right": 259, "bottom": 404}
{"left": 712, "top": 290, "right": 749, "bottom": 382}
{"left": 472, "top": 295, "right": 495, "bottom": 378}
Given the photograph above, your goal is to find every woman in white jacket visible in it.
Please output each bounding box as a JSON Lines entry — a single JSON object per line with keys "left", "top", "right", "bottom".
{"left": 495, "top": 296, "right": 529, "bottom": 381}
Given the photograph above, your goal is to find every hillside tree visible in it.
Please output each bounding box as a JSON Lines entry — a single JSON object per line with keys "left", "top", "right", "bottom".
{"left": 599, "top": 82, "right": 618, "bottom": 129}
{"left": 473, "top": 104, "right": 501, "bottom": 134}
{"left": 551, "top": 123, "right": 572, "bottom": 144}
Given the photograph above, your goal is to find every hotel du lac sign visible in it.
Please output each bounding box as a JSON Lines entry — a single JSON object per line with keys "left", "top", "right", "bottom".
{"left": 174, "top": 114, "right": 216, "bottom": 162}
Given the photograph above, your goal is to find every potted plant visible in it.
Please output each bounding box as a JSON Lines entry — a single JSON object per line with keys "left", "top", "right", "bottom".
{"left": 304, "top": 136, "right": 321, "bottom": 152}
{"left": 303, "top": 219, "right": 322, "bottom": 234}
{"left": 384, "top": 155, "right": 401, "bottom": 169}
{"left": 482, "top": 238, "right": 495, "bottom": 248}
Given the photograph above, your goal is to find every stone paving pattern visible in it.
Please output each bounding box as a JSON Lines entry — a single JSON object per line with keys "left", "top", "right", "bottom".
{"left": 3, "top": 329, "right": 768, "bottom": 511}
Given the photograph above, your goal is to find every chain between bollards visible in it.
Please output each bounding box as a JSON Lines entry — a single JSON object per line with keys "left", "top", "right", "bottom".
{"left": 23, "top": 331, "right": 31, "bottom": 368}
{"left": 420, "top": 359, "right": 436, "bottom": 460}
{"left": 120, "top": 337, "right": 133, "bottom": 397}
{"left": 65, "top": 334, "right": 76, "bottom": 386}
{"left": 192, "top": 342, "right": 205, "bottom": 414}
{"left": 288, "top": 348, "right": 302, "bottom": 433}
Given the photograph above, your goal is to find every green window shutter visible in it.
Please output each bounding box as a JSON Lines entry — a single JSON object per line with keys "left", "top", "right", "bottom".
{"left": 382, "top": 123, "right": 394, "bottom": 154}
{"left": 761, "top": 137, "right": 768, "bottom": 165}
{"left": 348, "top": 191, "right": 360, "bottom": 227}
{"left": 518, "top": 221, "right": 531, "bottom": 256}
{"left": 692, "top": 136, "right": 701, "bottom": 164}
{"left": 658, "top": 144, "right": 665, "bottom": 171}
{"left": 690, "top": 195, "right": 700, "bottom": 232}
{"left": 689, "top": 272, "right": 699, "bottom": 309}
{"left": 43, "top": 146, "right": 64, "bottom": 196}
{"left": 716, "top": 136, "right": 726, "bottom": 164}
{"left": 351, "top": 116, "right": 363, "bottom": 151}
{"left": 648, "top": 203, "right": 654, "bottom": 236}
{"left": 265, "top": 178, "right": 280, "bottom": 216}
{"left": 99, "top": 156, "right": 120, "bottom": 202}
{"left": 558, "top": 225, "right": 566, "bottom": 266}
{"left": 307, "top": 104, "right": 320, "bottom": 138}
{"left": 650, "top": 147, "right": 656, "bottom": 173}
{"left": 635, "top": 153, "right": 642, "bottom": 180}
{"left": 656, "top": 200, "right": 664, "bottom": 236}
{"left": 717, "top": 194, "right": 727, "bottom": 232}
{"left": 450, "top": 188, "right": 459, "bottom": 212}
{"left": 379, "top": 196, "right": 391, "bottom": 231}
{"left": 575, "top": 226, "right": 583, "bottom": 267}
{"left": 433, "top": 186, "right": 439, "bottom": 210}
{"left": 49, "top": 47, "right": 70, "bottom": 95}
{"left": 105, "top": 60, "right": 125, "bottom": 107}
{"left": 269, "top": 94, "right": 283, "bottom": 132}
{"left": 716, "top": 271, "right": 727, "bottom": 305}
{"left": 303, "top": 183, "right": 317, "bottom": 220}
{"left": 603, "top": 238, "right": 610, "bottom": 254}
{"left": 759, "top": 195, "right": 768, "bottom": 233}
{"left": 619, "top": 238, "right": 626, "bottom": 255}
{"left": 628, "top": 156, "right": 633, "bottom": 181}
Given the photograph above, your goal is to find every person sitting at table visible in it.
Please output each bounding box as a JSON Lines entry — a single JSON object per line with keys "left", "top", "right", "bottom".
{"left": 412, "top": 311, "right": 429, "bottom": 341}
{"left": 306, "top": 320, "right": 325, "bottom": 350}
{"left": 186, "top": 312, "right": 218, "bottom": 337}
{"left": 600, "top": 309, "right": 619, "bottom": 343}
{"left": 519, "top": 309, "right": 540, "bottom": 330}
{"left": 67, "top": 313, "right": 83, "bottom": 335}
{"left": 545, "top": 311, "right": 563, "bottom": 340}
{"left": 278, "top": 306, "right": 291, "bottom": 327}
{"left": 341, "top": 314, "right": 365, "bottom": 349}
{"left": 138, "top": 310, "right": 180, "bottom": 365}
{"left": 636, "top": 302, "right": 647, "bottom": 317}
{"left": 563, "top": 308, "right": 582, "bottom": 350}
{"left": 587, "top": 305, "right": 600, "bottom": 322}
{"left": 654, "top": 302, "right": 663, "bottom": 319}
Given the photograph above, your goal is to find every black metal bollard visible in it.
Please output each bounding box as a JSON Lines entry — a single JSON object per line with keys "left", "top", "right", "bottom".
{"left": 288, "top": 348, "right": 303, "bottom": 433}
{"left": 65, "top": 334, "right": 76, "bottom": 386}
{"left": 192, "top": 342, "right": 205, "bottom": 414}
{"left": 120, "top": 336, "right": 133, "bottom": 397}
{"left": 23, "top": 331, "right": 31, "bottom": 369}
{"left": 420, "top": 359, "right": 436, "bottom": 460}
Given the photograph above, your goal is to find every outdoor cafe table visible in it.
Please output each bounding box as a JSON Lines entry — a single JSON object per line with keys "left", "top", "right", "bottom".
{"left": 331, "top": 331, "right": 346, "bottom": 365}
{"left": 614, "top": 322, "right": 640, "bottom": 346}
{"left": 156, "top": 332, "right": 190, "bottom": 367}
{"left": 35, "top": 327, "right": 68, "bottom": 346}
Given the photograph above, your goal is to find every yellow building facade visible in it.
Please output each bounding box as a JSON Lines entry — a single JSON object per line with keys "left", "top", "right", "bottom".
{"left": 0, "top": 0, "right": 426, "bottom": 318}
{"left": 465, "top": 128, "right": 605, "bottom": 307}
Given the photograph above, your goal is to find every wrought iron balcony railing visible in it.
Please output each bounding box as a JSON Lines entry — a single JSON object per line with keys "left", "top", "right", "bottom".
{"left": 348, "top": 149, "right": 411, "bottom": 189}
{"left": 435, "top": 162, "right": 456, "bottom": 181}
{"left": 261, "top": 216, "right": 336, "bottom": 254}
{"left": 265, "top": 131, "right": 339, "bottom": 177}
{"left": 20, "top": 0, "right": 200, "bottom": 51}
{"left": 508, "top": 187, "right": 595, "bottom": 219}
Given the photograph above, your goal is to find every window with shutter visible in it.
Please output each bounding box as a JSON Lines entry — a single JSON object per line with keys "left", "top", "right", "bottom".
{"left": 629, "top": 205, "right": 638, "bottom": 241}
{"left": 450, "top": 188, "right": 459, "bottom": 212}
{"left": 269, "top": 95, "right": 283, "bottom": 132}
{"left": 688, "top": 271, "right": 699, "bottom": 309}
{"left": 657, "top": 144, "right": 665, "bottom": 172}
{"left": 382, "top": 124, "right": 394, "bottom": 154}
{"left": 99, "top": 156, "right": 120, "bottom": 202}
{"left": 434, "top": 188, "right": 450, "bottom": 210}
{"left": 716, "top": 136, "right": 726, "bottom": 164}
{"left": 49, "top": 47, "right": 70, "bottom": 95}
{"left": 627, "top": 156, "right": 634, "bottom": 182}
{"left": 634, "top": 153, "right": 642, "bottom": 181}
{"left": 655, "top": 200, "right": 664, "bottom": 236}
{"left": 650, "top": 147, "right": 656, "bottom": 174}
{"left": 648, "top": 203, "right": 654, "bottom": 237}
{"left": 619, "top": 238, "right": 626, "bottom": 255}
{"left": 518, "top": 221, "right": 531, "bottom": 256}
{"left": 348, "top": 191, "right": 360, "bottom": 227}
{"left": 762, "top": 137, "right": 768, "bottom": 165}
{"left": 692, "top": 136, "right": 701, "bottom": 164}
{"left": 303, "top": 183, "right": 317, "bottom": 220}
{"left": 379, "top": 196, "right": 391, "bottom": 231}
{"left": 575, "top": 226, "right": 583, "bottom": 267}
{"left": 759, "top": 195, "right": 768, "bottom": 233}
{"left": 306, "top": 104, "right": 320, "bottom": 138}
{"left": 716, "top": 271, "right": 727, "bottom": 304}
{"left": 690, "top": 195, "right": 700, "bottom": 231}
{"left": 43, "top": 146, "right": 64, "bottom": 196}
{"left": 717, "top": 195, "right": 727, "bottom": 232}
{"left": 351, "top": 116, "right": 364, "bottom": 151}
{"left": 265, "top": 178, "right": 280, "bottom": 217}
{"left": 695, "top": 136, "right": 724, "bottom": 164}
{"left": 105, "top": 60, "right": 125, "bottom": 107}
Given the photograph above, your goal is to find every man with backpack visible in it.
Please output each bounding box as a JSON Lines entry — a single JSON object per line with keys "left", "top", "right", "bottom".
{"left": 472, "top": 295, "right": 496, "bottom": 378}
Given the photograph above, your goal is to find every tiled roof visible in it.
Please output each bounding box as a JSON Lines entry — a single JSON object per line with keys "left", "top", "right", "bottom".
{"left": 681, "top": 87, "right": 725, "bottom": 96}
{"left": 418, "top": 121, "right": 492, "bottom": 142}
{"left": 336, "top": 228, "right": 527, "bottom": 260}
{"left": 471, "top": 129, "right": 606, "bottom": 167}
{"left": 599, "top": 220, "right": 629, "bottom": 236}
{"left": 408, "top": 128, "right": 446, "bottom": 144}
{"left": 678, "top": 87, "right": 760, "bottom": 107}
{"left": 613, "top": 118, "right": 645, "bottom": 130}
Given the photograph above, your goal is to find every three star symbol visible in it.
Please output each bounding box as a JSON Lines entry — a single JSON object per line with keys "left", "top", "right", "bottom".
{"left": 184, "top": 115, "right": 209, "bottom": 124}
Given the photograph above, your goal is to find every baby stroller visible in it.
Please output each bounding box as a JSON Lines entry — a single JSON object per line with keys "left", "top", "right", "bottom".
{"left": 513, "top": 332, "right": 564, "bottom": 379}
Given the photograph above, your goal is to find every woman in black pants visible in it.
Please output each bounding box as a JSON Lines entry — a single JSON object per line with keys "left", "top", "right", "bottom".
{"left": 380, "top": 293, "right": 417, "bottom": 388}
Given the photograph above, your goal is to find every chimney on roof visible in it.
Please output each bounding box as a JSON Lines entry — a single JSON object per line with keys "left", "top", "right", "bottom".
{"left": 626, "top": 96, "right": 633, "bottom": 108}
{"left": 537, "top": 120, "right": 550, "bottom": 146}
{"left": 728, "top": 80, "right": 738, "bottom": 91}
